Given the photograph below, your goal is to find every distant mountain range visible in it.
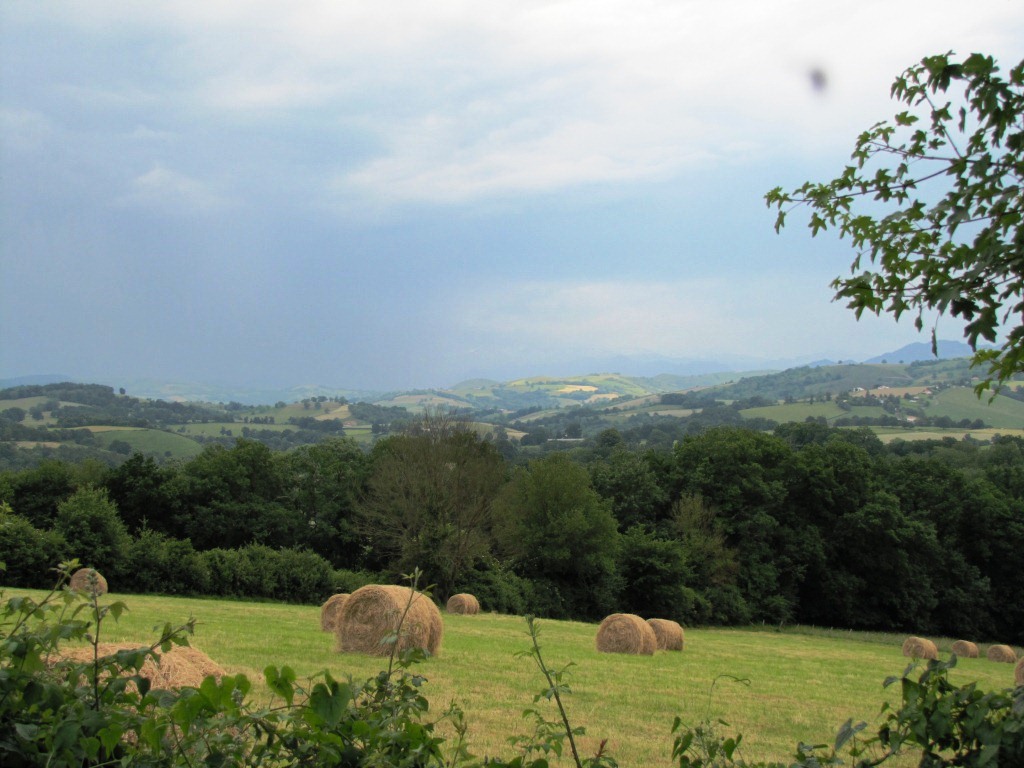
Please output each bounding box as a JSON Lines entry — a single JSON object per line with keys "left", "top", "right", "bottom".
{"left": 1, "top": 340, "right": 982, "bottom": 405}
{"left": 862, "top": 340, "right": 976, "bottom": 364}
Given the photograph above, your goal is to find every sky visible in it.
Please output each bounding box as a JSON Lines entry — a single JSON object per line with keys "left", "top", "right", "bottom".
{"left": 2, "top": 2, "right": 1023, "bottom": 392}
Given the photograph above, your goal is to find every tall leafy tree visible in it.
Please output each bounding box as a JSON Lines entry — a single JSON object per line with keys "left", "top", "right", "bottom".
{"left": 671, "top": 427, "right": 798, "bottom": 621}
{"left": 357, "top": 411, "right": 506, "bottom": 599}
{"left": 589, "top": 448, "right": 669, "bottom": 531}
{"left": 168, "top": 440, "right": 299, "bottom": 550}
{"left": 616, "top": 524, "right": 696, "bottom": 623}
{"left": 278, "top": 438, "right": 369, "bottom": 569}
{"left": 767, "top": 52, "right": 1024, "bottom": 392}
{"left": 4, "top": 460, "right": 78, "bottom": 528}
{"left": 493, "top": 452, "right": 620, "bottom": 620}
{"left": 53, "top": 486, "right": 130, "bottom": 577}
{"left": 665, "top": 494, "right": 745, "bottom": 624}
{"left": 103, "top": 453, "right": 177, "bottom": 535}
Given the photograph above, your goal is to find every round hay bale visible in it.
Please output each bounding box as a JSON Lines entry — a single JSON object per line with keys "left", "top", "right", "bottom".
{"left": 320, "top": 593, "right": 350, "bottom": 632}
{"left": 646, "top": 618, "right": 685, "bottom": 651}
{"left": 57, "top": 643, "right": 226, "bottom": 690}
{"left": 951, "top": 640, "right": 979, "bottom": 658}
{"left": 595, "top": 613, "right": 657, "bottom": 655}
{"left": 901, "top": 636, "right": 938, "bottom": 660}
{"left": 446, "top": 593, "right": 480, "bottom": 615}
{"left": 987, "top": 644, "right": 1018, "bottom": 663}
{"left": 335, "top": 585, "right": 443, "bottom": 657}
{"left": 1016, "top": 657, "right": 1024, "bottom": 686}
{"left": 69, "top": 568, "right": 108, "bottom": 596}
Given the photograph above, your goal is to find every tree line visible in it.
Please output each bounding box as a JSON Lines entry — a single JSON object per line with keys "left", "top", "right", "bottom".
{"left": 2, "top": 414, "right": 1022, "bottom": 640}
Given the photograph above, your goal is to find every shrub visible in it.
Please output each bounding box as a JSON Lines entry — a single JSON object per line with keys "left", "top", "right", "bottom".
{"left": 0, "top": 503, "right": 68, "bottom": 587}
{"left": 458, "top": 557, "right": 533, "bottom": 616}
{"left": 332, "top": 567, "right": 379, "bottom": 594}
{"left": 273, "top": 547, "right": 334, "bottom": 604}
{"left": 200, "top": 547, "right": 261, "bottom": 598}
{"left": 126, "top": 528, "right": 212, "bottom": 595}
{"left": 196, "top": 545, "right": 333, "bottom": 603}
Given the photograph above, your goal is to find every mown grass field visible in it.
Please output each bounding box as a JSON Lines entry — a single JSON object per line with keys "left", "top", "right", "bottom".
{"left": 875, "top": 427, "right": 1024, "bottom": 443}
{"left": 928, "top": 388, "right": 1024, "bottom": 427}
{"left": 738, "top": 402, "right": 847, "bottom": 422}
{"left": 5, "top": 587, "right": 1019, "bottom": 766}
{"left": 88, "top": 427, "right": 205, "bottom": 459}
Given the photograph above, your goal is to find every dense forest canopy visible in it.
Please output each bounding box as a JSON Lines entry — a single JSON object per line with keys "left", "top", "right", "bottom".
{"left": 3, "top": 409, "right": 1023, "bottom": 642}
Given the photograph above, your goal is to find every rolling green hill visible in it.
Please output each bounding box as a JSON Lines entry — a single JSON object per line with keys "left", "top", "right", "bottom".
{"left": 6, "top": 360, "right": 1024, "bottom": 467}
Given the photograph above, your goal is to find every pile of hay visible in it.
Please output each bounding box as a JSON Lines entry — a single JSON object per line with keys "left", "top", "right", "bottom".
{"left": 1016, "top": 657, "right": 1024, "bottom": 686}
{"left": 57, "top": 643, "right": 226, "bottom": 690}
{"left": 595, "top": 613, "right": 657, "bottom": 655}
{"left": 320, "top": 593, "right": 350, "bottom": 632}
{"left": 69, "top": 568, "right": 108, "bottom": 596}
{"left": 987, "top": 644, "right": 1018, "bottom": 663}
{"left": 446, "top": 593, "right": 480, "bottom": 615}
{"left": 901, "top": 636, "right": 938, "bottom": 660}
{"left": 951, "top": 640, "right": 979, "bottom": 658}
{"left": 646, "top": 618, "right": 685, "bottom": 651}
{"left": 335, "top": 585, "right": 443, "bottom": 657}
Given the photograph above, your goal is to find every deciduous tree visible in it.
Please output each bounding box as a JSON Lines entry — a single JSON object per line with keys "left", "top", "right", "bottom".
{"left": 357, "top": 410, "right": 506, "bottom": 599}
{"left": 767, "top": 52, "right": 1024, "bottom": 392}
{"left": 493, "top": 452, "right": 620, "bottom": 619}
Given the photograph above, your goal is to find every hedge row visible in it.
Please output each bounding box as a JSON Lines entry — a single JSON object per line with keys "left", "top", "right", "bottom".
{"left": 0, "top": 508, "right": 370, "bottom": 604}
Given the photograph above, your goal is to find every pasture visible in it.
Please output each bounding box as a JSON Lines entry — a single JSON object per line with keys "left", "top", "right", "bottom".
{"left": 88, "top": 426, "right": 205, "bottom": 458}
{"left": 5, "top": 587, "right": 1019, "bottom": 766}
{"left": 927, "top": 387, "right": 1024, "bottom": 428}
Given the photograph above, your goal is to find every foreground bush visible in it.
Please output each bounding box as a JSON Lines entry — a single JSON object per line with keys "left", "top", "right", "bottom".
{"left": 2, "top": 562, "right": 1022, "bottom": 767}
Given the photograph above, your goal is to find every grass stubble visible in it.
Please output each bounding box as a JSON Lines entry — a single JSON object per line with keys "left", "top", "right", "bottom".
{"left": 7, "top": 588, "right": 1017, "bottom": 766}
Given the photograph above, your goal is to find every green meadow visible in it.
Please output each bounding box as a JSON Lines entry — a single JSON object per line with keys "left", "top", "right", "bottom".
{"left": 5, "top": 588, "right": 1018, "bottom": 766}
{"left": 90, "top": 427, "right": 205, "bottom": 459}
{"left": 928, "top": 387, "right": 1024, "bottom": 428}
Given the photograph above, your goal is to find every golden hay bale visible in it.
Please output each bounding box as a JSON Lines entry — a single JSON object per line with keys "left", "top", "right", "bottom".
{"left": 320, "top": 593, "right": 350, "bottom": 632}
{"left": 986, "top": 644, "right": 1018, "bottom": 663}
{"left": 69, "top": 568, "right": 108, "bottom": 596}
{"left": 901, "top": 636, "right": 938, "bottom": 660}
{"left": 335, "top": 585, "right": 443, "bottom": 657}
{"left": 951, "top": 640, "right": 979, "bottom": 658}
{"left": 646, "top": 618, "right": 685, "bottom": 651}
{"left": 1016, "top": 657, "right": 1024, "bottom": 686}
{"left": 595, "top": 613, "right": 657, "bottom": 655}
{"left": 57, "top": 643, "right": 226, "bottom": 690}
{"left": 446, "top": 593, "right": 480, "bottom": 615}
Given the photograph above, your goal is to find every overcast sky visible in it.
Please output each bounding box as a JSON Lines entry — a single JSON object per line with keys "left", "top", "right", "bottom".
{"left": 2, "top": 2, "right": 1022, "bottom": 391}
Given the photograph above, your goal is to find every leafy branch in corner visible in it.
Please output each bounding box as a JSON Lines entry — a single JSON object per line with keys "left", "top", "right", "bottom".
{"left": 766, "top": 52, "right": 1024, "bottom": 395}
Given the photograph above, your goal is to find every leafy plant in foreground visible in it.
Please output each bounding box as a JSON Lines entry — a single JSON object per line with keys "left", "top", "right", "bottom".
{"left": 670, "top": 657, "right": 1024, "bottom": 767}
{"left": 2, "top": 561, "right": 1022, "bottom": 767}
{"left": 500, "top": 615, "right": 616, "bottom": 768}
{"left": 0, "top": 562, "right": 467, "bottom": 766}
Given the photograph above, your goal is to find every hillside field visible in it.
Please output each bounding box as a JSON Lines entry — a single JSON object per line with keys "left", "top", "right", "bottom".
{"left": 5, "top": 588, "right": 1018, "bottom": 766}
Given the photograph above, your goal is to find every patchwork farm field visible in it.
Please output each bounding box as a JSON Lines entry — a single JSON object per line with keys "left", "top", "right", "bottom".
{"left": 4, "top": 588, "right": 1019, "bottom": 766}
